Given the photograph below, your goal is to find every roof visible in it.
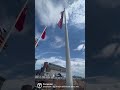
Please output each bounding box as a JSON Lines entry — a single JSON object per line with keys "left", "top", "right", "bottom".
{"left": 47, "top": 63, "right": 66, "bottom": 72}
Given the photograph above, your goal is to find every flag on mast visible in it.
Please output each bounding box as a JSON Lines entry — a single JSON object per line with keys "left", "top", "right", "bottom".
{"left": 35, "top": 26, "right": 47, "bottom": 48}
{"left": 58, "top": 11, "right": 64, "bottom": 29}
{"left": 0, "top": 0, "right": 29, "bottom": 52}
{"left": 15, "top": 2, "right": 28, "bottom": 32}
{"left": 41, "top": 27, "right": 47, "bottom": 39}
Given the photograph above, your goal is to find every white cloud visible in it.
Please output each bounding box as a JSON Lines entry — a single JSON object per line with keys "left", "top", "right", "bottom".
{"left": 67, "top": 0, "right": 85, "bottom": 29}
{"left": 35, "top": 0, "right": 64, "bottom": 27}
{"left": 35, "top": 57, "right": 85, "bottom": 77}
{"left": 35, "top": 51, "right": 59, "bottom": 59}
{"left": 74, "top": 43, "right": 85, "bottom": 51}
{"left": 50, "top": 36, "right": 65, "bottom": 48}
{"left": 93, "top": 43, "right": 120, "bottom": 58}
{"left": 81, "top": 40, "right": 85, "bottom": 43}
{"left": 35, "top": 0, "right": 85, "bottom": 29}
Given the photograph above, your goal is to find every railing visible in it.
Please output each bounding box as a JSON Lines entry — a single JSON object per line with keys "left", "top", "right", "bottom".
{"left": 35, "top": 75, "right": 66, "bottom": 80}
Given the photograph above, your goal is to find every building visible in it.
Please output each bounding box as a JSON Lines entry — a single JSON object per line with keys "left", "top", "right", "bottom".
{"left": 35, "top": 62, "right": 85, "bottom": 90}
{"left": 35, "top": 62, "right": 66, "bottom": 78}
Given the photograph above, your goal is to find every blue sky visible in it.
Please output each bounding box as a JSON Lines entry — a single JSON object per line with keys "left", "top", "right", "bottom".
{"left": 35, "top": 0, "right": 85, "bottom": 77}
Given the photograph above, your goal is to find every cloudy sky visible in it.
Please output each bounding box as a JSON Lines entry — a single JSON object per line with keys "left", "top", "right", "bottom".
{"left": 35, "top": 0, "right": 85, "bottom": 77}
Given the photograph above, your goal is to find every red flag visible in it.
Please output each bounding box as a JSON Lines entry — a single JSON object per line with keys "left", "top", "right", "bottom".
{"left": 41, "top": 30, "right": 46, "bottom": 39}
{"left": 41, "top": 27, "right": 47, "bottom": 39}
{"left": 58, "top": 11, "right": 64, "bottom": 29}
{"left": 15, "top": 4, "right": 28, "bottom": 32}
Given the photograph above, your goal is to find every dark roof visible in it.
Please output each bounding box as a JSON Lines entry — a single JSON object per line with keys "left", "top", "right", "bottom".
{"left": 48, "top": 63, "right": 66, "bottom": 72}
{"left": 35, "top": 62, "right": 66, "bottom": 75}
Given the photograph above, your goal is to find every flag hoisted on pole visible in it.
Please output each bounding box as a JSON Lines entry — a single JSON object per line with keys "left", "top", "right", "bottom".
{"left": 58, "top": 11, "right": 64, "bottom": 29}
{"left": 35, "top": 26, "right": 47, "bottom": 48}
{"left": 64, "top": 8, "right": 73, "bottom": 90}
{"left": 41, "top": 28, "right": 46, "bottom": 39}
{"left": 15, "top": 2, "right": 28, "bottom": 32}
{"left": 0, "top": 0, "right": 29, "bottom": 53}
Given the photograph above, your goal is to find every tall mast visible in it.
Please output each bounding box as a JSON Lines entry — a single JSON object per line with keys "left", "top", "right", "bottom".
{"left": 64, "top": 8, "right": 73, "bottom": 90}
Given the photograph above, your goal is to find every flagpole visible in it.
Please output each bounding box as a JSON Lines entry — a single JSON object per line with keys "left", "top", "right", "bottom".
{"left": 0, "top": 0, "right": 29, "bottom": 53}
{"left": 64, "top": 8, "right": 73, "bottom": 90}
{"left": 35, "top": 26, "right": 47, "bottom": 48}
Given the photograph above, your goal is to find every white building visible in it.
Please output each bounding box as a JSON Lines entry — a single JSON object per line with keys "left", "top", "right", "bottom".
{"left": 35, "top": 62, "right": 66, "bottom": 79}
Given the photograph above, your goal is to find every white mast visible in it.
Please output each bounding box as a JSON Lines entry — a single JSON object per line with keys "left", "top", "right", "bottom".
{"left": 64, "top": 8, "right": 73, "bottom": 90}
